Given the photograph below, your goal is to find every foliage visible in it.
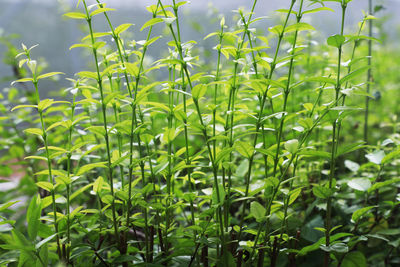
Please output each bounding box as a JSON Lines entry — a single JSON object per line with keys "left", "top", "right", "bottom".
{"left": 0, "top": 0, "right": 400, "bottom": 266}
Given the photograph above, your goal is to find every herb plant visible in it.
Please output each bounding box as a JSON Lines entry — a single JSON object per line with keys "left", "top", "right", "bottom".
{"left": 1, "top": 0, "right": 400, "bottom": 266}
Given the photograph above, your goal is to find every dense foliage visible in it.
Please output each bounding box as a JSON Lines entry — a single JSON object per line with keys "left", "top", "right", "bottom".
{"left": 1, "top": 0, "right": 400, "bottom": 266}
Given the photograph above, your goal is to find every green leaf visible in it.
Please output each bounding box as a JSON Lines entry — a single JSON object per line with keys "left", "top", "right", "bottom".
{"left": 368, "top": 178, "right": 400, "bottom": 193}
{"left": 11, "top": 78, "right": 33, "bottom": 86}
{"left": 235, "top": 141, "right": 254, "bottom": 158}
{"left": 268, "top": 25, "right": 283, "bottom": 35}
{"left": 284, "top": 139, "right": 298, "bottom": 154}
{"left": 302, "top": 7, "right": 334, "bottom": 15}
{"left": 37, "top": 72, "right": 64, "bottom": 80}
{"left": 327, "top": 34, "right": 345, "bottom": 48}
{"left": 162, "top": 17, "right": 177, "bottom": 26}
{"left": 204, "top": 32, "right": 219, "bottom": 40}
{"left": 71, "top": 183, "right": 93, "bottom": 200}
{"left": 212, "top": 184, "right": 225, "bottom": 206}
{"left": 299, "top": 150, "right": 331, "bottom": 159}
{"left": 288, "top": 188, "right": 302, "bottom": 205}
{"left": 141, "top": 18, "right": 163, "bottom": 31}
{"left": 111, "top": 152, "right": 131, "bottom": 168}
{"left": 306, "top": 76, "right": 336, "bottom": 84}
{"left": 37, "top": 243, "right": 48, "bottom": 267}
{"left": 125, "top": 62, "right": 139, "bottom": 77}
{"left": 344, "top": 160, "right": 360, "bottom": 172}
{"left": 336, "top": 141, "right": 366, "bottom": 158}
{"left": 35, "top": 234, "right": 55, "bottom": 251}
{"left": 312, "top": 185, "right": 333, "bottom": 199}
{"left": 90, "top": 7, "right": 115, "bottom": 17}
{"left": 365, "top": 150, "right": 385, "bottom": 165}
{"left": 86, "top": 126, "right": 106, "bottom": 137}
{"left": 285, "top": 22, "right": 315, "bottom": 33}
{"left": 11, "top": 105, "right": 37, "bottom": 111}
{"left": 191, "top": 84, "right": 207, "bottom": 100}
{"left": 348, "top": 178, "right": 371, "bottom": 192}
{"left": 382, "top": 147, "right": 400, "bottom": 164}
{"left": 115, "top": 23, "right": 134, "bottom": 35}
{"left": 352, "top": 206, "right": 375, "bottom": 223}
{"left": 341, "top": 251, "right": 366, "bottom": 267}
{"left": 38, "top": 99, "right": 54, "bottom": 112}
{"left": 36, "top": 182, "right": 54, "bottom": 192}
{"left": 298, "top": 232, "right": 352, "bottom": 256}
{"left": 250, "top": 201, "right": 266, "bottom": 222}
{"left": 27, "top": 195, "right": 42, "bottom": 240}
{"left": 340, "top": 66, "right": 370, "bottom": 84}
{"left": 142, "top": 101, "right": 170, "bottom": 112}
{"left": 215, "top": 147, "right": 234, "bottom": 164}
{"left": 93, "top": 176, "right": 105, "bottom": 193}
{"left": 24, "top": 128, "right": 43, "bottom": 137}
{"left": 77, "top": 71, "right": 98, "bottom": 80}
{"left": 63, "top": 12, "right": 87, "bottom": 19}
{"left": 0, "top": 201, "right": 20, "bottom": 212}
{"left": 77, "top": 162, "right": 106, "bottom": 176}
{"left": 69, "top": 43, "right": 92, "bottom": 50}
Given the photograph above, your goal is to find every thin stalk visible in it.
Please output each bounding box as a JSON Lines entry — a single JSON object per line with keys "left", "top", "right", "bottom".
{"left": 236, "top": 0, "right": 296, "bottom": 242}
{"left": 264, "top": 1, "right": 305, "bottom": 262}
{"left": 171, "top": 0, "right": 196, "bottom": 231}
{"left": 213, "top": 21, "right": 225, "bottom": 230}
{"left": 336, "top": 15, "right": 368, "bottom": 152}
{"left": 104, "top": 59, "right": 125, "bottom": 189}
{"left": 65, "top": 84, "right": 78, "bottom": 263}
{"left": 272, "top": 0, "right": 304, "bottom": 178}
{"left": 165, "top": 66, "right": 175, "bottom": 256}
{"left": 158, "top": 0, "right": 226, "bottom": 260}
{"left": 24, "top": 49, "right": 62, "bottom": 260}
{"left": 223, "top": 3, "right": 258, "bottom": 234}
{"left": 33, "top": 80, "right": 62, "bottom": 260}
{"left": 324, "top": 2, "right": 347, "bottom": 266}
{"left": 364, "top": 0, "right": 373, "bottom": 143}
{"left": 82, "top": 0, "right": 120, "bottom": 250}
{"left": 95, "top": 2, "right": 160, "bottom": 259}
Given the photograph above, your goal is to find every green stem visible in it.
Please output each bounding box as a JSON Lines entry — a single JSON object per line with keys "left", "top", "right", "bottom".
{"left": 82, "top": 0, "right": 120, "bottom": 251}
{"left": 364, "top": 0, "right": 373, "bottom": 143}
{"left": 324, "top": 3, "right": 347, "bottom": 266}
{"left": 236, "top": 0, "right": 296, "bottom": 242}
{"left": 33, "top": 80, "right": 62, "bottom": 260}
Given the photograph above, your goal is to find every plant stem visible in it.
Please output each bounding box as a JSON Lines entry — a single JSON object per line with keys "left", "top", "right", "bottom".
{"left": 324, "top": 2, "right": 347, "bottom": 266}
{"left": 33, "top": 80, "right": 62, "bottom": 260}
{"left": 82, "top": 0, "right": 120, "bottom": 252}
{"left": 237, "top": 0, "right": 296, "bottom": 242}
{"left": 364, "top": 0, "right": 373, "bottom": 143}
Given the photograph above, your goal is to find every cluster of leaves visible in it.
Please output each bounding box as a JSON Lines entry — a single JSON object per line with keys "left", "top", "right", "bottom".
{"left": 0, "top": 0, "right": 400, "bottom": 266}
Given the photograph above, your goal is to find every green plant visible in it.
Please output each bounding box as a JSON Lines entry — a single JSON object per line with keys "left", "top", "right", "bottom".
{"left": 1, "top": 0, "right": 400, "bottom": 266}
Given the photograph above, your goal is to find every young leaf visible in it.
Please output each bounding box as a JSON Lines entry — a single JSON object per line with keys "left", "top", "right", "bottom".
{"left": 26, "top": 195, "right": 42, "bottom": 240}
{"left": 36, "top": 182, "right": 54, "bottom": 192}
{"left": 115, "top": 23, "right": 134, "bottom": 35}
{"left": 312, "top": 185, "right": 333, "bottom": 199}
{"left": 141, "top": 18, "right": 163, "bottom": 31}
{"left": 11, "top": 105, "right": 37, "bottom": 111}
{"left": 235, "top": 141, "right": 254, "bottom": 158}
{"left": 365, "top": 150, "right": 385, "bottom": 165}
{"left": 352, "top": 206, "right": 375, "bottom": 222}
{"left": 250, "top": 201, "right": 266, "bottom": 222}
{"left": 63, "top": 12, "right": 87, "bottom": 20}
{"left": 327, "top": 34, "right": 345, "bottom": 48}
{"left": 191, "top": 84, "right": 207, "bottom": 100}
{"left": 348, "top": 178, "right": 371, "bottom": 192}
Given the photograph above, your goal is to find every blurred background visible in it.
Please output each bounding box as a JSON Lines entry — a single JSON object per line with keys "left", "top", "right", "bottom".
{"left": 0, "top": 0, "right": 393, "bottom": 94}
